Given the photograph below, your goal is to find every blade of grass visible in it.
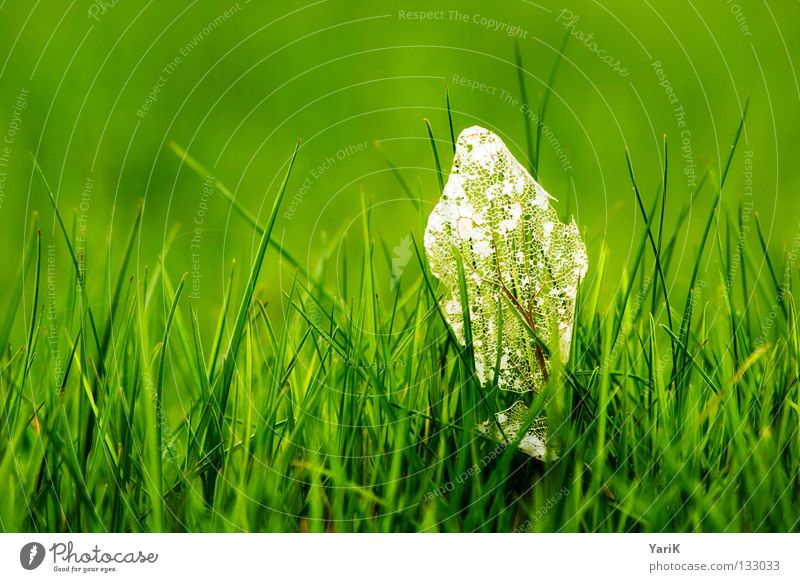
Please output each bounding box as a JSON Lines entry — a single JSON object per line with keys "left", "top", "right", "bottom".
{"left": 424, "top": 118, "right": 444, "bottom": 193}
{"left": 445, "top": 85, "right": 456, "bottom": 154}
{"left": 625, "top": 148, "right": 674, "bottom": 333}
{"left": 514, "top": 41, "right": 536, "bottom": 177}
{"left": 534, "top": 32, "right": 569, "bottom": 179}
{"left": 201, "top": 142, "right": 299, "bottom": 499}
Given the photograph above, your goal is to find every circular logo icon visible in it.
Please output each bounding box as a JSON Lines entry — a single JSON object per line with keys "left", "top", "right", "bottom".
{"left": 20, "top": 542, "right": 46, "bottom": 570}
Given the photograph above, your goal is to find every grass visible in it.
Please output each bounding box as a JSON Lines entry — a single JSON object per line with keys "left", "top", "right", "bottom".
{"left": 1, "top": 95, "right": 799, "bottom": 533}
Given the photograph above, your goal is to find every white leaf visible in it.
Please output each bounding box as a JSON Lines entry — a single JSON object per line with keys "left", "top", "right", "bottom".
{"left": 476, "top": 401, "right": 550, "bottom": 461}
{"left": 424, "top": 126, "right": 587, "bottom": 458}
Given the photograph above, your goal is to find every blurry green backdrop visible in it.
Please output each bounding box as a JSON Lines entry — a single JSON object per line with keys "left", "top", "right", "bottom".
{"left": 1, "top": 0, "right": 798, "bottom": 329}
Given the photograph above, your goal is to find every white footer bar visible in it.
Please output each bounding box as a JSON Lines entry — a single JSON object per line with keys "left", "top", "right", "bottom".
{"left": 1, "top": 533, "right": 797, "bottom": 581}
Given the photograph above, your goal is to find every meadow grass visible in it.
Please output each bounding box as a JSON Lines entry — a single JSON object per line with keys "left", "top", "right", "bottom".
{"left": 1, "top": 94, "right": 799, "bottom": 533}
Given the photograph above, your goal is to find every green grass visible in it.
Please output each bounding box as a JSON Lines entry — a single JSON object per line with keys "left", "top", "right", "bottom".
{"left": 1, "top": 101, "right": 799, "bottom": 533}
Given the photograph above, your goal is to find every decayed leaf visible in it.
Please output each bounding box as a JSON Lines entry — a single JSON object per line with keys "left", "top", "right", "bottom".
{"left": 476, "top": 401, "right": 549, "bottom": 460}
{"left": 424, "top": 126, "right": 587, "bottom": 458}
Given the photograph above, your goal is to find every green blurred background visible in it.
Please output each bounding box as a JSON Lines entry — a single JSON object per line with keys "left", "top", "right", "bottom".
{"left": 1, "top": 0, "right": 798, "bottom": 329}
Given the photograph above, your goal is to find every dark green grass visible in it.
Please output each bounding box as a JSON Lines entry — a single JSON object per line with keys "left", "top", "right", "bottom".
{"left": 1, "top": 101, "right": 799, "bottom": 532}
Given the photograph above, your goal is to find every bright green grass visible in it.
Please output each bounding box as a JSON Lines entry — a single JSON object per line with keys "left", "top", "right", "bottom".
{"left": 1, "top": 97, "right": 799, "bottom": 533}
